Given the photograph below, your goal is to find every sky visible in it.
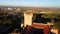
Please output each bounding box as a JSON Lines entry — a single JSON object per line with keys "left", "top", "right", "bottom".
{"left": 0, "top": 0, "right": 60, "bottom": 7}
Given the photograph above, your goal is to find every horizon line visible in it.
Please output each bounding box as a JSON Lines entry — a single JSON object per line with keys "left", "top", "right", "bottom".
{"left": 0, "top": 5, "right": 60, "bottom": 8}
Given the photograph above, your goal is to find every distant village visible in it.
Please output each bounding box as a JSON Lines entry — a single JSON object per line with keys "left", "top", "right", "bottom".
{"left": 0, "top": 7, "right": 60, "bottom": 14}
